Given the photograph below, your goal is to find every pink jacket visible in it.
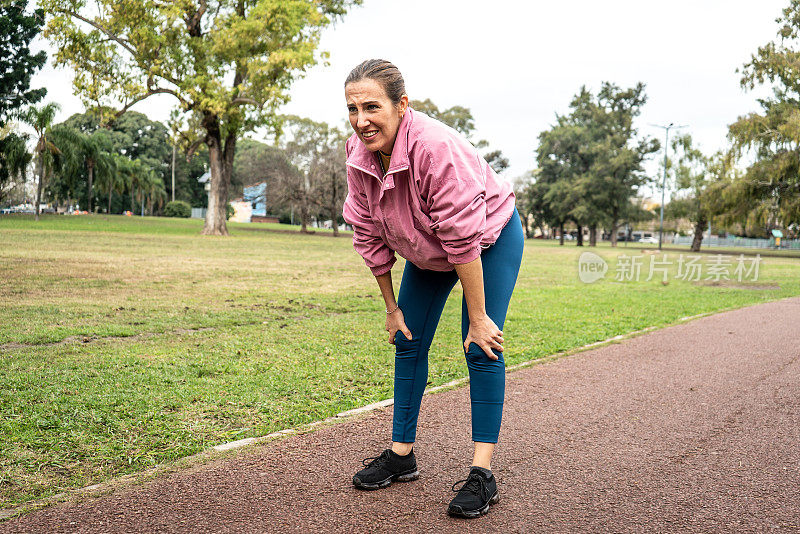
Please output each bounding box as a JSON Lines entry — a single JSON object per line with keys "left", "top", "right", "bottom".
{"left": 342, "top": 107, "right": 516, "bottom": 276}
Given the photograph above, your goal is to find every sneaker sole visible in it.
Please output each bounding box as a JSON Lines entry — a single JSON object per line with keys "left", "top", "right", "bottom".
{"left": 352, "top": 469, "right": 420, "bottom": 490}
{"left": 447, "top": 491, "right": 500, "bottom": 518}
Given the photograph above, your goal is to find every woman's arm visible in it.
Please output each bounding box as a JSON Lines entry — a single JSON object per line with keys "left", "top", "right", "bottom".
{"left": 454, "top": 257, "right": 503, "bottom": 360}
{"left": 376, "top": 271, "right": 412, "bottom": 344}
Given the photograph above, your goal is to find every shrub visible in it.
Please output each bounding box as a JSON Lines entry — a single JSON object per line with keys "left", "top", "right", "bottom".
{"left": 164, "top": 200, "right": 191, "bottom": 218}
{"left": 226, "top": 203, "right": 234, "bottom": 220}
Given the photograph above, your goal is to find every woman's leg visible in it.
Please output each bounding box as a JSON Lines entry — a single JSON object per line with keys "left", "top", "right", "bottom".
{"left": 461, "top": 209, "right": 525, "bottom": 466}
{"left": 392, "top": 261, "right": 459, "bottom": 448}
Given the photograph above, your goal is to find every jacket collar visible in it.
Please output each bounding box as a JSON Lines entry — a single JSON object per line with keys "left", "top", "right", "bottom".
{"left": 346, "top": 107, "right": 414, "bottom": 178}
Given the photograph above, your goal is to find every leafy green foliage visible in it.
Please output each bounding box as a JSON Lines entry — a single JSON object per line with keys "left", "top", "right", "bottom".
{"left": 0, "top": 129, "right": 31, "bottom": 205}
{"left": 164, "top": 200, "right": 191, "bottom": 218}
{"left": 0, "top": 0, "right": 47, "bottom": 124}
{"left": 728, "top": 1, "right": 800, "bottom": 231}
{"left": 410, "top": 98, "right": 477, "bottom": 138}
{"left": 0, "top": 0, "right": 50, "bottom": 205}
{"left": 41, "top": 0, "right": 362, "bottom": 235}
{"left": 534, "top": 83, "right": 660, "bottom": 245}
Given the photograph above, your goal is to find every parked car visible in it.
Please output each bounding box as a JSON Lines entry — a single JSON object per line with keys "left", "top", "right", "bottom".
{"left": 638, "top": 236, "right": 659, "bottom": 244}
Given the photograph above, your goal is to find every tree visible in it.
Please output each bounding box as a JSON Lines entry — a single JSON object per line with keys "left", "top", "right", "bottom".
{"left": 667, "top": 136, "right": 744, "bottom": 250}
{"left": 43, "top": 0, "right": 360, "bottom": 235}
{"left": 483, "top": 149, "right": 510, "bottom": 174}
{"left": 62, "top": 111, "right": 171, "bottom": 199}
{"left": 513, "top": 170, "right": 541, "bottom": 238}
{"left": 536, "top": 83, "right": 659, "bottom": 247}
{"left": 81, "top": 130, "right": 115, "bottom": 213}
{"left": 310, "top": 131, "right": 347, "bottom": 236}
{"left": 728, "top": 2, "right": 800, "bottom": 231}
{"left": 0, "top": 1, "right": 47, "bottom": 122}
{"left": 409, "top": 98, "right": 477, "bottom": 138}
{"left": 536, "top": 111, "right": 592, "bottom": 245}
{"left": 22, "top": 103, "right": 62, "bottom": 220}
{"left": 409, "top": 98, "right": 510, "bottom": 174}
{"left": 0, "top": 0, "right": 48, "bottom": 200}
{"left": 97, "top": 155, "right": 126, "bottom": 214}
{"left": 279, "top": 116, "right": 345, "bottom": 232}
{"left": 47, "top": 126, "right": 87, "bottom": 211}
{"left": 0, "top": 126, "right": 31, "bottom": 205}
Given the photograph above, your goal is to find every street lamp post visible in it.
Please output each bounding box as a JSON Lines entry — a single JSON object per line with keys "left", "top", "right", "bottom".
{"left": 651, "top": 123, "right": 686, "bottom": 251}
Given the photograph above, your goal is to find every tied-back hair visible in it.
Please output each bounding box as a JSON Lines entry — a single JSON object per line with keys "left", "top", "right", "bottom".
{"left": 345, "top": 59, "right": 406, "bottom": 104}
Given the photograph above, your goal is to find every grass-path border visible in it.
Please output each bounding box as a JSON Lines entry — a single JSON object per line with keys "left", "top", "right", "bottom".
{"left": 0, "top": 300, "right": 765, "bottom": 523}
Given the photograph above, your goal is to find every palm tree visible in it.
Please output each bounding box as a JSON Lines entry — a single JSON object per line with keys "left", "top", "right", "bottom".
{"left": 22, "top": 102, "right": 61, "bottom": 221}
{"left": 47, "top": 126, "right": 85, "bottom": 212}
{"left": 127, "top": 160, "right": 165, "bottom": 216}
{"left": 81, "top": 130, "right": 114, "bottom": 213}
{"left": 99, "top": 154, "right": 127, "bottom": 214}
{"left": 143, "top": 170, "right": 167, "bottom": 215}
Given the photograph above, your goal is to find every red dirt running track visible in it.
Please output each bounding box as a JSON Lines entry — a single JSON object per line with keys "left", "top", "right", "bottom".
{"left": 3, "top": 297, "right": 800, "bottom": 533}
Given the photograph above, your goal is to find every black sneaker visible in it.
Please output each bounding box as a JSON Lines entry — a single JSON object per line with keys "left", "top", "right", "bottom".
{"left": 352, "top": 448, "right": 419, "bottom": 490}
{"left": 447, "top": 467, "right": 500, "bottom": 518}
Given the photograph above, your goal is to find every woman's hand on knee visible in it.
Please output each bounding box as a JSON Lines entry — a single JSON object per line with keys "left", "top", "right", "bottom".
{"left": 386, "top": 308, "right": 412, "bottom": 344}
{"left": 464, "top": 314, "right": 504, "bottom": 360}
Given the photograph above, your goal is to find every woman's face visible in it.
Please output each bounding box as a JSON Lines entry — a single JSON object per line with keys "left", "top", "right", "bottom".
{"left": 345, "top": 78, "right": 408, "bottom": 154}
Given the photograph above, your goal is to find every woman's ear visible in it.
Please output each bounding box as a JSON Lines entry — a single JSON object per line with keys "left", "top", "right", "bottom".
{"left": 398, "top": 94, "right": 409, "bottom": 117}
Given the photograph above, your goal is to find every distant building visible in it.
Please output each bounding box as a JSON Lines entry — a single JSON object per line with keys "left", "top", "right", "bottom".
{"left": 229, "top": 200, "right": 252, "bottom": 223}
{"left": 243, "top": 182, "right": 267, "bottom": 217}
{"left": 193, "top": 171, "right": 212, "bottom": 219}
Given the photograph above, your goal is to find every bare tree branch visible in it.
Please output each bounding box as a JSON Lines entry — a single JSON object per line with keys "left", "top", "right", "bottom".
{"left": 114, "top": 88, "right": 188, "bottom": 119}
{"left": 186, "top": 136, "right": 207, "bottom": 161}
{"left": 63, "top": 9, "right": 137, "bottom": 57}
{"left": 231, "top": 97, "right": 261, "bottom": 108}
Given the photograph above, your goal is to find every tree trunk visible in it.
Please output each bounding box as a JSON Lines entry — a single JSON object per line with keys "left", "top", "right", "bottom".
{"left": 690, "top": 216, "right": 706, "bottom": 252}
{"left": 523, "top": 210, "right": 533, "bottom": 238}
{"left": 300, "top": 193, "right": 309, "bottom": 233}
{"left": 559, "top": 222, "right": 565, "bottom": 246}
{"left": 201, "top": 115, "right": 235, "bottom": 236}
{"left": 108, "top": 187, "right": 112, "bottom": 214}
{"left": 522, "top": 210, "right": 531, "bottom": 238}
{"left": 610, "top": 216, "right": 620, "bottom": 247}
{"left": 589, "top": 225, "right": 597, "bottom": 246}
{"left": 34, "top": 152, "right": 44, "bottom": 221}
{"left": 171, "top": 142, "right": 176, "bottom": 203}
{"left": 610, "top": 223, "right": 619, "bottom": 247}
{"left": 576, "top": 224, "right": 584, "bottom": 246}
{"left": 87, "top": 162, "right": 94, "bottom": 213}
{"left": 331, "top": 171, "right": 339, "bottom": 237}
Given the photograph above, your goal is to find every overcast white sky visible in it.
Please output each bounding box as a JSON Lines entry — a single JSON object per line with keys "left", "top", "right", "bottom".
{"left": 30, "top": 0, "right": 787, "bottom": 198}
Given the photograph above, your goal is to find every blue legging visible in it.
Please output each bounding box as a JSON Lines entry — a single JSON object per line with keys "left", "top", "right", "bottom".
{"left": 392, "top": 208, "right": 524, "bottom": 444}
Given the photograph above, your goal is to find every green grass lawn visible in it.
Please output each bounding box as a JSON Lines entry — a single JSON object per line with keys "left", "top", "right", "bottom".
{"left": 2, "top": 213, "right": 799, "bottom": 507}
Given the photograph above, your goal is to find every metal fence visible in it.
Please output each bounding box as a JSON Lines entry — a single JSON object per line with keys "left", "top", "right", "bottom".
{"left": 672, "top": 235, "right": 800, "bottom": 250}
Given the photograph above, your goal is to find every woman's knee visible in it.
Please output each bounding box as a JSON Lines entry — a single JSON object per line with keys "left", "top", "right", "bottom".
{"left": 464, "top": 342, "right": 505, "bottom": 366}
{"left": 394, "top": 332, "right": 422, "bottom": 359}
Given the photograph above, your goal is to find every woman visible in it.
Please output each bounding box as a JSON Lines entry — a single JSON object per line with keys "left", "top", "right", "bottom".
{"left": 342, "top": 59, "right": 524, "bottom": 519}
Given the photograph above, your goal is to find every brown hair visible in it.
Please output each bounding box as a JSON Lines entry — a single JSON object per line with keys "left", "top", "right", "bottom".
{"left": 345, "top": 59, "right": 406, "bottom": 105}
